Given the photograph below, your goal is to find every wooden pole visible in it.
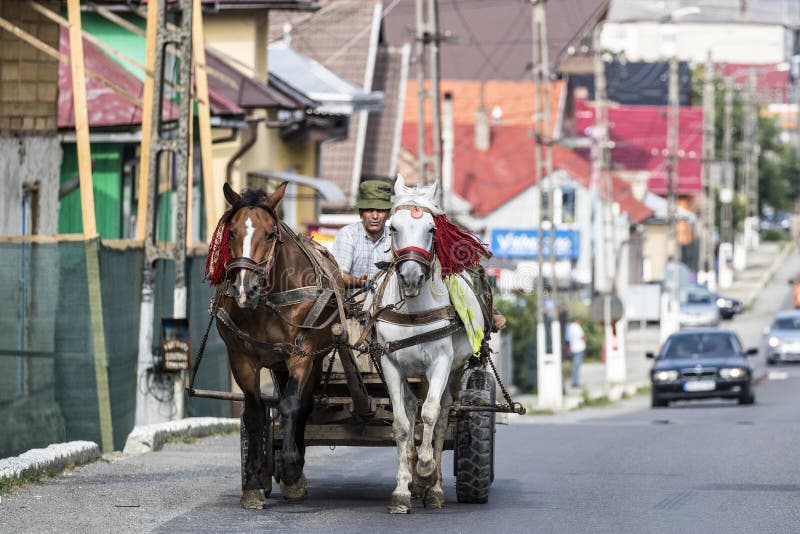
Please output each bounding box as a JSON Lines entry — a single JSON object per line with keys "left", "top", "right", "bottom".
{"left": 192, "top": 0, "right": 219, "bottom": 242}
{"left": 66, "top": 0, "right": 114, "bottom": 454}
{"left": 136, "top": 0, "right": 159, "bottom": 241}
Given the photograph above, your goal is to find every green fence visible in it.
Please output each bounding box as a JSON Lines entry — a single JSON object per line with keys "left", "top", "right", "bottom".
{"left": 0, "top": 239, "right": 230, "bottom": 458}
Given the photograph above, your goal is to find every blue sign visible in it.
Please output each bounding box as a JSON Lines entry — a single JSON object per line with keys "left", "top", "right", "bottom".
{"left": 489, "top": 228, "right": 580, "bottom": 259}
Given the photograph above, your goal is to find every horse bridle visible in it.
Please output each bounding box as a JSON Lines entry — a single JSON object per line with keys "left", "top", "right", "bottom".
{"left": 224, "top": 207, "right": 284, "bottom": 295}
{"left": 391, "top": 205, "right": 435, "bottom": 279}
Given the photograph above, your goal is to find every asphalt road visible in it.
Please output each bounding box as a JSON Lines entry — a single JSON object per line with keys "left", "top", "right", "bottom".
{"left": 4, "top": 250, "right": 800, "bottom": 533}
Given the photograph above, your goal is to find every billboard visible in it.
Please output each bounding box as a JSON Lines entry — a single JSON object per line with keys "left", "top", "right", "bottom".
{"left": 489, "top": 228, "right": 580, "bottom": 259}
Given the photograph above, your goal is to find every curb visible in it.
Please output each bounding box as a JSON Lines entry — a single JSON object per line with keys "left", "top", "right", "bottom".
{"left": 122, "top": 417, "right": 240, "bottom": 455}
{"left": 0, "top": 441, "right": 100, "bottom": 488}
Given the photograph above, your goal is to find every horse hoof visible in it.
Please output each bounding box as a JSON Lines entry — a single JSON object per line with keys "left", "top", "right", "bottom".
{"left": 388, "top": 493, "right": 412, "bottom": 514}
{"left": 279, "top": 473, "right": 308, "bottom": 501}
{"left": 423, "top": 488, "right": 445, "bottom": 509}
{"left": 240, "top": 489, "right": 267, "bottom": 509}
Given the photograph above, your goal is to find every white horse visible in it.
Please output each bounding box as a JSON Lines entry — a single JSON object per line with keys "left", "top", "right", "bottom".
{"left": 363, "top": 176, "right": 485, "bottom": 513}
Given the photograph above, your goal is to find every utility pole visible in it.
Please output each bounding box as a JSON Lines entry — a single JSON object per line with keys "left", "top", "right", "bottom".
{"left": 718, "top": 77, "right": 735, "bottom": 288}
{"left": 592, "top": 26, "right": 625, "bottom": 388}
{"left": 660, "top": 55, "right": 681, "bottom": 343}
{"left": 135, "top": 0, "right": 193, "bottom": 425}
{"left": 741, "top": 69, "right": 758, "bottom": 251}
{"left": 415, "top": 0, "right": 443, "bottom": 205}
{"left": 532, "top": 0, "right": 562, "bottom": 410}
{"left": 700, "top": 52, "right": 716, "bottom": 290}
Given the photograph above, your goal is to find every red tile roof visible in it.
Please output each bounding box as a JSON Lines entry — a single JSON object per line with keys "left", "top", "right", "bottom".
{"left": 401, "top": 122, "right": 651, "bottom": 223}
{"left": 574, "top": 99, "right": 703, "bottom": 195}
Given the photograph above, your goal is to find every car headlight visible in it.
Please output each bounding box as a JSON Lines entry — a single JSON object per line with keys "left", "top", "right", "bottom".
{"left": 720, "top": 367, "right": 747, "bottom": 379}
{"left": 716, "top": 298, "right": 732, "bottom": 307}
{"left": 653, "top": 370, "right": 679, "bottom": 382}
{"left": 768, "top": 336, "right": 781, "bottom": 348}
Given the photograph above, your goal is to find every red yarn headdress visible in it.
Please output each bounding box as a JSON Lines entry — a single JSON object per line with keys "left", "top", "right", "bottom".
{"left": 204, "top": 211, "right": 231, "bottom": 286}
{"left": 432, "top": 214, "right": 491, "bottom": 278}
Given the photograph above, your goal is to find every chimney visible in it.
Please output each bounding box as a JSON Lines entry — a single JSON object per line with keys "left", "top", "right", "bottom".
{"left": 475, "top": 82, "right": 490, "bottom": 151}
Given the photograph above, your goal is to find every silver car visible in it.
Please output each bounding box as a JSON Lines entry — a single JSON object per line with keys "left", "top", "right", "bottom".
{"left": 763, "top": 310, "right": 800, "bottom": 365}
{"left": 679, "top": 286, "right": 720, "bottom": 328}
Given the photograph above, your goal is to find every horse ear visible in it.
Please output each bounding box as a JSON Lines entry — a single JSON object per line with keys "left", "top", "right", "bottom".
{"left": 394, "top": 174, "right": 406, "bottom": 195}
{"left": 425, "top": 179, "right": 440, "bottom": 202}
{"left": 223, "top": 182, "right": 240, "bottom": 206}
{"left": 266, "top": 181, "right": 288, "bottom": 210}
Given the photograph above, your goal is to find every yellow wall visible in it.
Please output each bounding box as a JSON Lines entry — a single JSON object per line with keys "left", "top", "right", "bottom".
{"left": 204, "top": 11, "right": 319, "bottom": 230}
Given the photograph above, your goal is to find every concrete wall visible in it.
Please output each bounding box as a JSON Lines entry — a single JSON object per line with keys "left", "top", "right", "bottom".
{"left": 0, "top": 135, "right": 62, "bottom": 236}
{"left": 602, "top": 22, "right": 787, "bottom": 64}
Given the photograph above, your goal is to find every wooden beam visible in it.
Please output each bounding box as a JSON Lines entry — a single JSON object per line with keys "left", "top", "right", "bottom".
{"left": 66, "top": 0, "right": 114, "bottom": 455}
{"left": 89, "top": 1, "right": 147, "bottom": 37}
{"left": 30, "top": 1, "right": 149, "bottom": 75}
{"left": 135, "top": 0, "right": 159, "bottom": 241}
{"left": 192, "top": 0, "right": 219, "bottom": 242}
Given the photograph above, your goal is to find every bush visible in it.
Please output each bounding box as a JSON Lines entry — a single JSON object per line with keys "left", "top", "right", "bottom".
{"left": 494, "top": 291, "right": 537, "bottom": 391}
{"left": 761, "top": 228, "right": 791, "bottom": 242}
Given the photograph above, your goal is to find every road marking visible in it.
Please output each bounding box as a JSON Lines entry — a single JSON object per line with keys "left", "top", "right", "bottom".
{"left": 767, "top": 371, "right": 789, "bottom": 380}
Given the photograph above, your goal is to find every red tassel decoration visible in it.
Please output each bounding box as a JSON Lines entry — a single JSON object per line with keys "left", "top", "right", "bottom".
{"left": 433, "top": 214, "right": 491, "bottom": 278}
{"left": 204, "top": 213, "right": 231, "bottom": 286}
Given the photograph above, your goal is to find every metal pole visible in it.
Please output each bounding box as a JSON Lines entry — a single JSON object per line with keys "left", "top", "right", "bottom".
{"left": 428, "top": 0, "right": 443, "bottom": 205}
{"left": 415, "top": 0, "right": 427, "bottom": 185}
{"left": 532, "top": 0, "right": 562, "bottom": 409}
{"left": 666, "top": 56, "right": 680, "bottom": 263}
{"left": 721, "top": 78, "right": 733, "bottom": 246}
{"left": 701, "top": 51, "right": 716, "bottom": 289}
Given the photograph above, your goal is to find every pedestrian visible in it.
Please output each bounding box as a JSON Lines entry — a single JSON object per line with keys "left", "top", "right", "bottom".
{"left": 331, "top": 178, "right": 393, "bottom": 288}
{"left": 566, "top": 317, "right": 586, "bottom": 388}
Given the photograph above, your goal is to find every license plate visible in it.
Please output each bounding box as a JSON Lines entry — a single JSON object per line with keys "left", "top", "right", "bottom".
{"left": 684, "top": 380, "right": 716, "bottom": 392}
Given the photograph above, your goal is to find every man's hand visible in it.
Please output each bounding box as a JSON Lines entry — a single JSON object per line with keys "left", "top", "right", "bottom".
{"left": 343, "top": 272, "right": 368, "bottom": 288}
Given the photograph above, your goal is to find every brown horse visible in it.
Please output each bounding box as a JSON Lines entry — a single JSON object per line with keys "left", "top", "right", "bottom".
{"left": 210, "top": 182, "right": 344, "bottom": 509}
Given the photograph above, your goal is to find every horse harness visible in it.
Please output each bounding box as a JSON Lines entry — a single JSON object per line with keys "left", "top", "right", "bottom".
{"left": 215, "top": 221, "right": 341, "bottom": 356}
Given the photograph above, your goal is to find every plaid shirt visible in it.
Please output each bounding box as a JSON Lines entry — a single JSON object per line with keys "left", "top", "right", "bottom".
{"left": 331, "top": 221, "right": 391, "bottom": 281}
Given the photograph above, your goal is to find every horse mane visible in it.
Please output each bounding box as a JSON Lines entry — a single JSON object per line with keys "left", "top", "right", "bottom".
{"left": 222, "top": 188, "right": 274, "bottom": 223}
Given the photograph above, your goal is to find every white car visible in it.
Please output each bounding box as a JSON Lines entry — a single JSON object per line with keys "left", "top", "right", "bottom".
{"left": 679, "top": 286, "right": 720, "bottom": 328}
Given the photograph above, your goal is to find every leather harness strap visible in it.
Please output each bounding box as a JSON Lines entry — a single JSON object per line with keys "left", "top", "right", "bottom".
{"left": 384, "top": 321, "right": 464, "bottom": 354}
{"left": 378, "top": 305, "right": 456, "bottom": 326}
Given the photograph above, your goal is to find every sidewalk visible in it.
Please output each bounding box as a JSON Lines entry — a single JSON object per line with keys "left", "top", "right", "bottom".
{"left": 510, "top": 239, "right": 795, "bottom": 417}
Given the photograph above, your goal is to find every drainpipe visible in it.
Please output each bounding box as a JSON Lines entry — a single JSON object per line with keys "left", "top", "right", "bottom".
{"left": 225, "top": 118, "right": 262, "bottom": 186}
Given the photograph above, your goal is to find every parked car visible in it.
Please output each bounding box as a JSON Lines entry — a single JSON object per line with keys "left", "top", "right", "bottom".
{"left": 679, "top": 286, "right": 720, "bottom": 328}
{"left": 763, "top": 309, "right": 800, "bottom": 365}
{"left": 647, "top": 329, "right": 757, "bottom": 407}
{"left": 714, "top": 293, "right": 743, "bottom": 320}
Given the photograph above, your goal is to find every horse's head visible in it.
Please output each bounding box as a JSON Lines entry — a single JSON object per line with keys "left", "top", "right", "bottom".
{"left": 222, "top": 182, "right": 287, "bottom": 308}
{"left": 390, "top": 175, "right": 441, "bottom": 298}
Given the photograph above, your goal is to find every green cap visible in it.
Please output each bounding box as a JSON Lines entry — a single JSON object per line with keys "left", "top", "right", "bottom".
{"left": 355, "top": 179, "right": 392, "bottom": 210}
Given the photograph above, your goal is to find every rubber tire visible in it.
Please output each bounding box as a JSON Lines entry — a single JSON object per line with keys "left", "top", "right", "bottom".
{"left": 739, "top": 386, "right": 756, "bottom": 405}
{"left": 240, "top": 413, "right": 273, "bottom": 497}
{"left": 651, "top": 392, "right": 668, "bottom": 408}
{"left": 455, "top": 367, "right": 496, "bottom": 504}
{"left": 766, "top": 358, "right": 775, "bottom": 366}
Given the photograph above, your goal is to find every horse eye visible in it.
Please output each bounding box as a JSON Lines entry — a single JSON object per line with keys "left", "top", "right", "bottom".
{"left": 389, "top": 225, "right": 396, "bottom": 233}
{"left": 228, "top": 229, "right": 236, "bottom": 239}
{"left": 428, "top": 227, "right": 435, "bottom": 233}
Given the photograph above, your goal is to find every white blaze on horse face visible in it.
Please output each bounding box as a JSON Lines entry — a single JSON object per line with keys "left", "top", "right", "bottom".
{"left": 238, "top": 217, "right": 255, "bottom": 305}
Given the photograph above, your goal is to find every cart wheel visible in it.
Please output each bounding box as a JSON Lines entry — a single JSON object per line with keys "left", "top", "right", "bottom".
{"left": 240, "top": 412, "right": 273, "bottom": 498}
{"left": 455, "top": 366, "right": 496, "bottom": 504}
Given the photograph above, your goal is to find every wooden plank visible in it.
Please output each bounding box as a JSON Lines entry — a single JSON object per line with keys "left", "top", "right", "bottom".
{"left": 135, "top": 0, "right": 159, "bottom": 241}
{"left": 67, "top": 0, "right": 114, "bottom": 455}
{"left": 192, "top": 0, "right": 219, "bottom": 242}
